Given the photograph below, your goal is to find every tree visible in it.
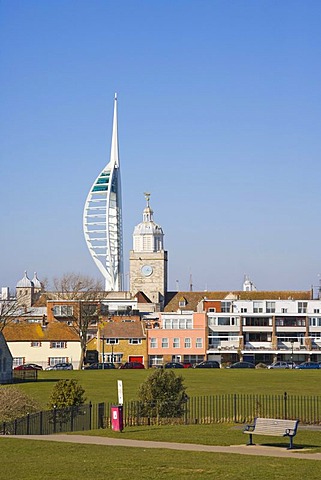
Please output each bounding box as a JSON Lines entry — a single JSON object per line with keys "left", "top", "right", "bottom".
{"left": 0, "top": 387, "right": 40, "bottom": 422}
{"left": 48, "top": 379, "right": 86, "bottom": 410}
{"left": 52, "top": 273, "right": 103, "bottom": 368}
{"left": 0, "top": 297, "right": 27, "bottom": 332}
{"left": 138, "top": 369, "right": 189, "bottom": 421}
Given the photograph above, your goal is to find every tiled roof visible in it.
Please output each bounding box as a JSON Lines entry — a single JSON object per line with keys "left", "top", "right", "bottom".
{"left": 100, "top": 321, "right": 145, "bottom": 339}
{"left": 164, "top": 290, "right": 312, "bottom": 312}
{"left": 135, "top": 291, "right": 152, "bottom": 303}
{"left": 3, "top": 322, "right": 79, "bottom": 342}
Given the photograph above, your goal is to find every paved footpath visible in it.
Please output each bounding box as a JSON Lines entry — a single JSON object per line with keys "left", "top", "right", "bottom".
{"left": 5, "top": 434, "right": 321, "bottom": 461}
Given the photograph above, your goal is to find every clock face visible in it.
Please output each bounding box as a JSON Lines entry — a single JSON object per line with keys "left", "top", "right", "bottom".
{"left": 141, "top": 265, "right": 153, "bottom": 277}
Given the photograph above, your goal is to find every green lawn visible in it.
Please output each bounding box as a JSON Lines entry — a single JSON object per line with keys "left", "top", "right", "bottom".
{"left": 78, "top": 422, "right": 321, "bottom": 452}
{"left": 11, "top": 368, "right": 321, "bottom": 408}
{"left": 1, "top": 434, "right": 321, "bottom": 480}
{"left": 3, "top": 371, "right": 321, "bottom": 479}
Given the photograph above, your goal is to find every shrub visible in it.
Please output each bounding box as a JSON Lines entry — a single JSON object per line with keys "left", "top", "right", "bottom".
{"left": 48, "top": 379, "right": 86, "bottom": 410}
{"left": 0, "top": 386, "right": 40, "bottom": 422}
{"left": 138, "top": 369, "right": 188, "bottom": 420}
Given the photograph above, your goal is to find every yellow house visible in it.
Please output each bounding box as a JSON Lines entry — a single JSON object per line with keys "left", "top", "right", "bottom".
{"left": 97, "top": 321, "right": 147, "bottom": 367}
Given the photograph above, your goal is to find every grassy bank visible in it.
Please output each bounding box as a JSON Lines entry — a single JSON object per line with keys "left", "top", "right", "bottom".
{"left": 11, "top": 369, "right": 321, "bottom": 408}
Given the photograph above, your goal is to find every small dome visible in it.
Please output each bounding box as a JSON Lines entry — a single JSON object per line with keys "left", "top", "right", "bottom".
{"left": 32, "top": 272, "right": 42, "bottom": 289}
{"left": 133, "top": 221, "right": 163, "bottom": 236}
{"left": 16, "top": 271, "right": 34, "bottom": 288}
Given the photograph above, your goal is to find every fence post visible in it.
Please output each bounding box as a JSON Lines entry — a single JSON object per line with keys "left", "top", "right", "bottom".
{"left": 98, "top": 402, "right": 105, "bottom": 429}
{"left": 53, "top": 406, "right": 57, "bottom": 434}
{"left": 26, "top": 413, "right": 30, "bottom": 435}
{"left": 284, "top": 392, "right": 287, "bottom": 419}
{"left": 233, "top": 394, "right": 237, "bottom": 423}
{"left": 40, "top": 411, "right": 43, "bottom": 435}
{"left": 89, "top": 402, "right": 92, "bottom": 431}
{"left": 70, "top": 406, "right": 74, "bottom": 432}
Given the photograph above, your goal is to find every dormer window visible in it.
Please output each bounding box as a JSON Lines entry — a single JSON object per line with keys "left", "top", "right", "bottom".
{"left": 179, "top": 297, "right": 187, "bottom": 308}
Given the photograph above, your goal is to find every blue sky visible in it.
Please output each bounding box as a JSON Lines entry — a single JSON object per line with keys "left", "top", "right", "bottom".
{"left": 1, "top": 0, "right": 321, "bottom": 292}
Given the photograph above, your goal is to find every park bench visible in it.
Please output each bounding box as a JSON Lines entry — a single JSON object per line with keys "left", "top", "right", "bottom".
{"left": 243, "top": 418, "right": 299, "bottom": 449}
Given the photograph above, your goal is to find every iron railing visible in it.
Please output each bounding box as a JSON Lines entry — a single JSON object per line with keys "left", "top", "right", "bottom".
{"left": 2, "top": 393, "right": 321, "bottom": 435}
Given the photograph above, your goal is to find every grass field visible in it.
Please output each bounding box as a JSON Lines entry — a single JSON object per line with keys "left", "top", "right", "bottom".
{"left": 3, "top": 371, "right": 321, "bottom": 479}
{"left": 10, "top": 368, "right": 321, "bottom": 408}
{"left": 1, "top": 427, "right": 321, "bottom": 480}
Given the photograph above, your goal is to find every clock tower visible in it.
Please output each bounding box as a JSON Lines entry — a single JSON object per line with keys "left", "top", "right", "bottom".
{"left": 129, "top": 193, "right": 168, "bottom": 307}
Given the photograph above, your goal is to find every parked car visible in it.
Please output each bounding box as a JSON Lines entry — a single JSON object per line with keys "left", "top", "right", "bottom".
{"left": 45, "top": 362, "right": 73, "bottom": 371}
{"left": 14, "top": 363, "right": 43, "bottom": 371}
{"left": 182, "top": 362, "right": 193, "bottom": 368}
{"left": 295, "top": 362, "right": 320, "bottom": 370}
{"left": 194, "top": 361, "right": 220, "bottom": 369}
{"left": 164, "top": 362, "right": 184, "bottom": 369}
{"left": 228, "top": 361, "right": 255, "bottom": 369}
{"left": 119, "top": 362, "right": 145, "bottom": 369}
{"left": 268, "top": 361, "right": 293, "bottom": 370}
{"left": 84, "top": 362, "right": 116, "bottom": 370}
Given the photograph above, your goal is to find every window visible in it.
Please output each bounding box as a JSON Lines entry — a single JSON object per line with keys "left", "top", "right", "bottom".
{"left": 149, "top": 355, "right": 163, "bottom": 367}
{"left": 266, "top": 302, "right": 276, "bottom": 313}
{"left": 106, "top": 353, "right": 122, "bottom": 363}
{"left": 50, "top": 341, "right": 67, "bottom": 348}
{"left": 150, "top": 338, "right": 157, "bottom": 348}
{"left": 173, "top": 338, "right": 180, "bottom": 348}
{"left": 53, "top": 305, "right": 73, "bottom": 316}
{"left": 221, "top": 302, "right": 231, "bottom": 313}
{"left": 31, "top": 341, "right": 41, "bottom": 347}
{"left": 179, "top": 299, "right": 186, "bottom": 308}
{"left": 13, "top": 357, "right": 24, "bottom": 367}
{"left": 276, "top": 317, "right": 306, "bottom": 327}
{"left": 196, "top": 338, "right": 203, "bottom": 348}
{"left": 161, "top": 338, "right": 169, "bottom": 348}
{"left": 129, "top": 338, "right": 142, "bottom": 345}
{"left": 163, "top": 318, "right": 193, "bottom": 329}
{"left": 244, "top": 317, "right": 271, "bottom": 327}
{"left": 218, "top": 317, "right": 231, "bottom": 326}
{"left": 314, "top": 309, "right": 320, "bottom": 314}
{"left": 298, "top": 302, "right": 307, "bottom": 314}
{"left": 310, "top": 317, "right": 321, "bottom": 327}
{"left": 48, "top": 357, "right": 67, "bottom": 366}
{"left": 241, "top": 308, "right": 247, "bottom": 313}
{"left": 184, "top": 337, "right": 191, "bottom": 348}
{"left": 105, "top": 338, "right": 119, "bottom": 344}
{"left": 208, "top": 308, "right": 216, "bottom": 313}
{"left": 253, "top": 302, "right": 263, "bottom": 313}
{"left": 281, "top": 308, "right": 288, "bottom": 313}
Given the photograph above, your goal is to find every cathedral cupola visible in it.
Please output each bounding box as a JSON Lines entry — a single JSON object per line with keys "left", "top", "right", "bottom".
{"left": 133, "top": 193, "right": 164, "bottom": 253}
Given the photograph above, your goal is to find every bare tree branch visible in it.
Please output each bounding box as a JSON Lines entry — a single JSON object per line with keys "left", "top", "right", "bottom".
{"left": 52, "top": 273, "right": 104, "bottom": 368}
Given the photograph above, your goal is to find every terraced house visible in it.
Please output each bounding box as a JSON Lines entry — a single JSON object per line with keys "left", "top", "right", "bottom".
{"left": 165, "top": 288, "right": 321, "bottom": 366}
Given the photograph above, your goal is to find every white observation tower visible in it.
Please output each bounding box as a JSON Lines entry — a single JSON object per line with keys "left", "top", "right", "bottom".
{"left": 83, "top": 94, "right": 123, "bottom": 291}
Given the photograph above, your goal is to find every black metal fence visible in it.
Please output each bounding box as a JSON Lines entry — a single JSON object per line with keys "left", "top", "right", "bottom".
{"left": 1, "top": 402, "right": 105, "bottom": 435}
{"left": 117, "top": 393, "right": 321, "bottom": 426}
{"left": 2, "top": 393, "right": 321, "bottom": 435}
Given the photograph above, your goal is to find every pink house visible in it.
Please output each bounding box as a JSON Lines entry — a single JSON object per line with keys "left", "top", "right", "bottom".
{"left": 147, "top": 312, "right": 207, "bottom": 367}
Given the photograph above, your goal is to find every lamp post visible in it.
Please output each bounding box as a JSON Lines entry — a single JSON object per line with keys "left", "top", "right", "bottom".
{"left": 290, "top": 339, "right": 294, "bottom": 369}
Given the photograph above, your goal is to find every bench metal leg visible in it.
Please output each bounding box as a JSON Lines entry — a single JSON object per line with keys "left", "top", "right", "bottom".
{"left": 247, "top": 433, "right": 254, "bottom": 446}
{"left": 288, "top": 436, "right": 294, "bottom": 450}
